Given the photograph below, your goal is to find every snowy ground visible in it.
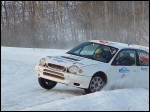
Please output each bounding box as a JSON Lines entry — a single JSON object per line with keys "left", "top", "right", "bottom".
{"left": 1, "top": 46, "right": 149, "bottom": 111}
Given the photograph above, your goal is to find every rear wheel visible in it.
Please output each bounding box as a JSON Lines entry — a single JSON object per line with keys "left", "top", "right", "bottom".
{"left": 84, "top": 75, "right": 105, "bottom": 94}
{"left": 38, "top": 77, "right": 57, "bottom": 89}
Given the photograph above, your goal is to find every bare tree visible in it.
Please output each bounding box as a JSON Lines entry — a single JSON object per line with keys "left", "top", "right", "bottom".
{"left": 1, "top": 1, "right": 149, "bottom": 48}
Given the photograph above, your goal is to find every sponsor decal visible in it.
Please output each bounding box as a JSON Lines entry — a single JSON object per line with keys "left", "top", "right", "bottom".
{"left": 51, "top": 56, "right": 67, "bottom": 63}
{"left": 69, "top": 55, "right": 85, "bottom": 61}
{"left": 73, "top": 62, "right": 84, "bottom": 65}
{"left": 47, "top": 56, "right": 52, "bottom": 58}
{"left": 138, "top": 52, "right": 149, "bottom": 62}
{"left": 139, "top": 56, "right": 149, "bottom": 62}
{"left": 53, "top": 58, "right": 64, "bottom": 63}
{"left": 141, "top": 67, "right": 148, "bottom": 71}
{"left": 119, "top": 67, "right": 130, "bottom": 73}
{"left": 51, "top": 56, "right": 84, "bottom": 64}
{"left": 99, "top": 40, "right": 108, "bottom": 45}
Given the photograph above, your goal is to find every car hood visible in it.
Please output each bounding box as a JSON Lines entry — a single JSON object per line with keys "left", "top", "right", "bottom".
{"left": 45, "top": 53, "right": 103, "bottom": 68}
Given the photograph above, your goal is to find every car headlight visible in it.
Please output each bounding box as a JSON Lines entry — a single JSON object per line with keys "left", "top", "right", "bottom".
{"left": 68, "top": 65, "right": 78, "bottom": 74}
{"left": 39, "top": 58, "right": 46, "bottom": 66}
{"left": 68, "top": 65, "right": 83, "bottom": 74}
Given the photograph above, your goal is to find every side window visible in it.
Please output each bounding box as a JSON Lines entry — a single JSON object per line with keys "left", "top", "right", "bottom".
{"left": 112, "top": 49, "right": 136, "bottom": 66}
{"left": 137, "top": 50, "right": 149, "bottom": 66}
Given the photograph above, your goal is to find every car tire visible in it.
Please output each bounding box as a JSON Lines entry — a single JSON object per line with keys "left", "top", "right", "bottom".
{"left": 38, "top": 77, "right": 57, "bottom": 89}
{"left": 84, "top": 75, "right": 105, "bottom": 94}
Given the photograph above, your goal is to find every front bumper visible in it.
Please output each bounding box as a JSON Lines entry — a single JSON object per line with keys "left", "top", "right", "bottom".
{"left": 35, "top": 65, "right": 91, "bottom": 88}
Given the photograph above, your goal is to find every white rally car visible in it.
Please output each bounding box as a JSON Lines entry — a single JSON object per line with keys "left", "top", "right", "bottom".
{"left": 35, "top": 40, "right": 149, "bottom": 94}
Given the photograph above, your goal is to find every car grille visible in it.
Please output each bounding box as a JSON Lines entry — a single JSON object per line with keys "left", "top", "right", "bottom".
{"left": 43, "top": 69, "right": 65, "bottom": 80}
{"left": 46, "top": 63, "right": 66, "bottom": 71}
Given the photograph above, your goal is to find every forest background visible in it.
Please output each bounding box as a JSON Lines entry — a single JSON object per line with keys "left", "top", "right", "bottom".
{"left": 1, "top": 1, "right": 149, "bottom": 49}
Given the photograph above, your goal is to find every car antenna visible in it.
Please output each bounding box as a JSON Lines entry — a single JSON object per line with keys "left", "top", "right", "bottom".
{"left": 128, "top": 43, "right": 130, "bottom": 46}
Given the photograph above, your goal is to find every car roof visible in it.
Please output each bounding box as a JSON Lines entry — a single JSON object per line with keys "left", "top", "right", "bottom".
{"left": 89, "top": 40, "right": 149, "bottom": 53}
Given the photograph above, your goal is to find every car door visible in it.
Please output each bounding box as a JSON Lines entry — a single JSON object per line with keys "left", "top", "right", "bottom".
{"left": 106, "top": 49, "right": 139, "bottom": 87}
{"left": 136, "top": 50, "right": 149, "bottom": 88}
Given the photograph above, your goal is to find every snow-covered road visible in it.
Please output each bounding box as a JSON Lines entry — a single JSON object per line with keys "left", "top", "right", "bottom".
{"left": 1, "top": 47, "right": 84, "bottom": 111}
{"left": 1, "top": 47, "right": 149, "bottom": 111}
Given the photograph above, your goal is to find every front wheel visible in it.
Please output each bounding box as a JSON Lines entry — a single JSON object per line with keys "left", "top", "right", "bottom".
{"left": 84, "top": 75, "right": 105, "bottom": 94}
{"left": 38, "top": 77, "right": 57, "bottom": 89}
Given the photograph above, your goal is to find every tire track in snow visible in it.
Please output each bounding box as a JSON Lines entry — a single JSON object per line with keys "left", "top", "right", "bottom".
{"left": 1, "top": 52, "right": 84, "bottom": 111}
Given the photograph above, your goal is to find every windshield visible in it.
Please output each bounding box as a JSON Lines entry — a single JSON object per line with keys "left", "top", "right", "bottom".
{"left": 67, "top": 42, "right": 118, "bottom": 63}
